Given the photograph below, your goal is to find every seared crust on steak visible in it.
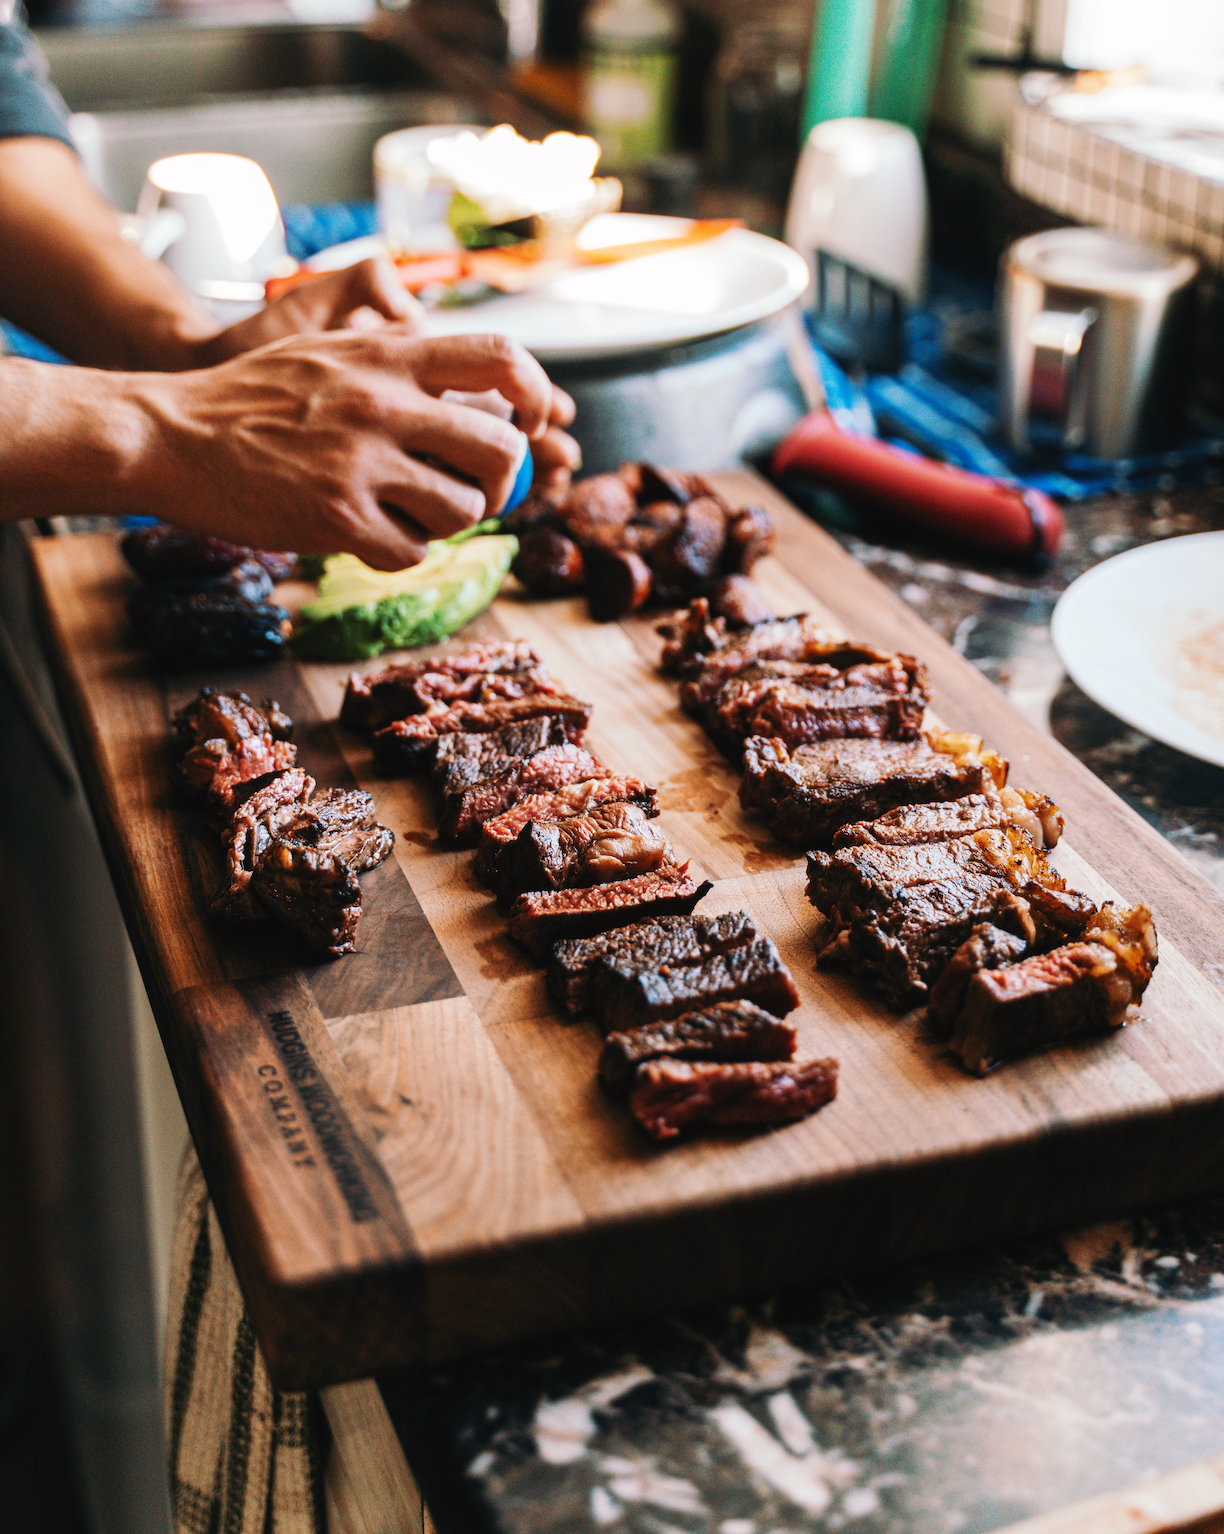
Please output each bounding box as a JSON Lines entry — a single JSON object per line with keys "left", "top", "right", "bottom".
{"left": 179, "top": 735, "right": 299, "bottom": 818}
{"left": 438, "top": 744, "right": 610, "bottom": 845}
{"left": 340, "top": 641, "right": 544, "bottom": 732}
{"left": 475, "top": 778, "right": 659, "bottom": 887}
{"left": 547, "top": 910, "right": 758, "bottom": 1015}
{"left": 926, "top": 923, "right": 1030, "bottom": 1034}
{"left": 432, "top": 717, "right": 567, "bottom": 802}
{"left": 507, "top": 866, "right": 712, "bottom": 958}
{"left": 630, "top": 1058, "right": 838, "bottom": 1141}
{"left": 249, "top": 840, "right": 363, "bottom": 956}
{"left": 591, "top": 936, "right": 800, "bottom": 1034}
{"left": 497, "top": 803, "right": 670, "bottom": 903}
{"left": 212, "top": 768, "right": 316, "bottom": 920}
{"left": 833, "top": 786, "right": 1064, "bottom": 851}
{"left": 741, "top": 731, "right": 1006, "bottom": 849}
{"left": 806, "top": 826, "right": 1091, "bottom": 1010}
{"left": 373, "top": 694, "right": 593, "bottom": 775}
{"left": 600, "top": 1000, "right": 796, "bottom": 1096}
{"left": 942, "top": 902, "right": 1158, "bottom": 1075}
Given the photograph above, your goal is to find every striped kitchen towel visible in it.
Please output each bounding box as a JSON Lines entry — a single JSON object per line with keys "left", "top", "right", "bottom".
{"left": 164, "top": 1145, "right": 326, "bottom": 1534}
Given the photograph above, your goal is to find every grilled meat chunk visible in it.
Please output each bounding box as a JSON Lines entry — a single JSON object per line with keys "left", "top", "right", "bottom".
{"left": 432, "top": 717, "right": 567, "bottom": 799}
{"left": 630, "top": 1057, "right": 838, "bottom": 1142}
{"left": 438, "top": 745, "right": 610, "bottom": 845}
{"left": 134, "top": 592, "right": 292, "bottom": 667}
{"left": 212, "top": 768, "right": 315, "bottom": 920}
{"left": 647, "top": 497, "right": 728, "bottom": 595}
{"left": 706, "top": 575, "right": 773, "bottom": 629}
{"left": 834, "top": 787, "right": 1063, "bottom": 851}
{"left": 703, "top": 654, "right": 929, "bottom": 754}
{"left": 926, "top": 924, "right": 1031, "bottom": 1033}
{"left": 806, "top": 827, "right": 1092, "bottom": 1010}
{"left": 585, "top": 547, "right": 653, "bottom": 621}
{"left": 173, "top": 689, "right": 270, "bottom": 753}
{"left": 249, "top": 840, "right": 363, "bottom": 956}
{"left": 340, "top": 641, "right": 543, "bottom": 733}
{"left": 474, "top": 778, "right": 659, "bottom": 887}
{"left": 941, "top": 903, "right": 1158, "bottom": 1075}
{"left": 508, "top": 866, "right": 713, "bottom": 958}
{"left": 179, "top": 735, "right": 299, "bottom": 817}
{"left": 497, "top": 803, "right": 670, "bottom": 903}
{"left": 672, "top": 613, "right": 845, "bottom": 693}
{"left": 722, "top": 503, "right": 776, "bottom": 574}
{"left": 122, "top": 524, "right": 294, "bottom": 581}
{"left": 600, "top": 1000, "right": 796, "bottom": 1096}
{"left": 592, "top": 936, "right": 799, "bottom": 1034}
{"left": 741, "top": 731, "right": 1006, "bottom": 849}
{"left": 284, "top": 788, "right": 394, "bottom": 873}
{"left": 373, "top": 694, "right": 592, "bottom": 775}
{"left": 512, "top": 527, "right": 585, "bottom": 596}
{"left": 547, "top": 910, "right": 758, "bottom": 1015}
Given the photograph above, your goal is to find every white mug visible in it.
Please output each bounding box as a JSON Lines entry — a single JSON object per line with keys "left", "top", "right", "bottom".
{"left": 137, "top": 153, "right": 291, "bottom": 310}
{"left": 784, "top": 118, "right": 928, "bottom": 304}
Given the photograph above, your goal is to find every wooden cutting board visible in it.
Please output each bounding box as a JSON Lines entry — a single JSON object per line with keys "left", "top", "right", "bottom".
{"left": 29, "top": 472, "right": 1224, "bottom": 1390}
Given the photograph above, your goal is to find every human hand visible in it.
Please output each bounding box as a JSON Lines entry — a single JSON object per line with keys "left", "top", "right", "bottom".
{"left": 192, "top": 257, "right": 429, "bottom": 365}
{"left": 132, "top": 327, "right": 557, "bottom": 569}
{"left": 532, "top": 386, "right": 582, "bottom": 491}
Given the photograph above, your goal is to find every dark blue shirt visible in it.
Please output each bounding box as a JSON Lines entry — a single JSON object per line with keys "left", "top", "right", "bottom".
{"left": 0, "top": 2, "right": 73, "bottom": 147}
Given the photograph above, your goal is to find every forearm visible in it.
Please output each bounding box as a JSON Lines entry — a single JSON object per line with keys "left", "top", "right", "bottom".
{"left": 0, "top": 357, "right": 162, "bottom": 519}
{"left": 0, "top": 138, "right": 220, "bottom": 371}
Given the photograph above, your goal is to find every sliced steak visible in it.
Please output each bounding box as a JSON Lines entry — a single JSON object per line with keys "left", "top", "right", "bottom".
{"left": 507, "top": 866, "right": 713, "bottom": 959}
{"left": 432, "top": 716, "right": 566, "bottom": 800}
{"left": 705, "top": 655, "right": 928, "bottom": 753}
{"left": 806, "top": 827, "right": 1091, "bottom": 1011}
{"left": 212, "top": 767, "right": 315, "bottom": 920}
{"left": 173, "top": 689, "right": 272, "bottom": 753}
{"left": 600, "top": 1000, "right": 796, "bottom": 1096}
{"left": 179, "top": 734, "right": 299, "bottom": 818}
{"left": 475, "top": 778, "right": 659, "bottom": 888}
{"left": 497, "top": 802, "right": 670, "bottom": 903}
{"left": 630, "top": 1057, "right": 838, "bottom": 1141}
{"left": 438, "top": 744, "right": 609, "bottom": 845}
{"left": 373, "top": 694, "right": 593, "bottom": 775}
{"left": 741, "top": 731, "right": 1004, "bottom": 848}
{"left": 943, "top": 903, "right": 1158, "bottom": 1075}
{"left": 675, "top": 615, "right": 849, "bottom": 699}
{"left": 926, "top": 923, "right": 1031, "bottom": 1034}
{"left": 833, "top": 786, "right": 1063, "bottom": 851}
{"left": 592, "top": 936, "right": 800, "bottom": 1034}
{"left": 249, "top": 840, "right": 363, "bottom": 956}
{"left": 547, "top": 910, "right": 758, "bottom": 1015}
{"left": 340, "top": 640, "right": 543, "bottom": 732}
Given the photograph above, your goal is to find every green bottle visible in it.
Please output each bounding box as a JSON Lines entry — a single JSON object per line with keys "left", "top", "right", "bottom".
{"left": 582, "top": 0, "right": 681, "bottom": 171}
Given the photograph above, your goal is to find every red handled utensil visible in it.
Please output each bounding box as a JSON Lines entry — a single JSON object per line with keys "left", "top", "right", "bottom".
{"left": 772, "top": 409, "right": 1064, "bottom": 562}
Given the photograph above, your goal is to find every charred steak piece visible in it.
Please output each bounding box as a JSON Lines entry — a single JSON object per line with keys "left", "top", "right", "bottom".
{"left": 212, "top": 767, "right": 315, "bottom": 920}
{"left": 673, "top": 614, "right": 845, "bottom": 695}
{"left": 704, "top": 654, "right": 929, "bottom": 754}
{"left": 806, "top": 826, "right": 1092, "bottom": 1011}
{"left": 285, "top": 788, "right": 395, "bottom": 874}
{"left": 592, "top": 935, "right": 800, "bottom": 1034}
{"left": 249, "top": 840, "right": 363, "bottom": 956}
{"left": 497, "top": 803, "right": 670, "bottom": 903}
{"left": 741, "top": 731, "right": 1005, "bottom": 849}
{"left": 474, "top": 778, "right": 659, "bottom": 887}
{"left": 834, "top": 787, "right": 1064, "bottom": 851}
{"left": 135, "top": 592, "right": 292, "bottom": 668}
{"left": 942, "top": 903, "right": 1158, "bottom": 1076}
{"left": 373, "top": 694, "right": 593, "bottom": 775}
{"left": 547, "top": 910, "right": 758, "bottom": 1015}
{"left": 508, "top": 866, "right": 713, "bottom": 959}
{"left": 926, "top": 924, "right": 1031, "bottom": 1033}
{"left": 340, "top": 640, "right": 544, "bottom": 733}
{"left": 600, "top": 1000, "right": 797, "bottom": 1096}
{"left": 630, "top": 1057, "right": 838, "bottom": 1142}
{"left": 438, "top": 744, "right": 610, "bottom": 845}
{"left": 179, "top": 735, "right": 299, "bottom": 818}
{"left": 432, "top": 716, "right": 566, "bottom": 799}
{"left": 173, "top": 689, "right": 271, "bottom": 753}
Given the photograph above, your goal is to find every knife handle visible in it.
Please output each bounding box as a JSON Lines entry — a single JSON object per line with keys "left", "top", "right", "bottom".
{"left": 772, "top": 411, "right": 1064, "bottom": 561}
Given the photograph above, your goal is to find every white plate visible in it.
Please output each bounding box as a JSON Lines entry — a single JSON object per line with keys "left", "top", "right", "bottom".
{"left": 1051, "top": 531, "right": 1224, "bottom": 767}
{"left": 303, "top": 213, "right": 811, "bottom": 363}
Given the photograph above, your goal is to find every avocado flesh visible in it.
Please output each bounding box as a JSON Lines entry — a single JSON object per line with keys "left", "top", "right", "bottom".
{"left": 290, "top": 527, "right": 516, "bottom": 662}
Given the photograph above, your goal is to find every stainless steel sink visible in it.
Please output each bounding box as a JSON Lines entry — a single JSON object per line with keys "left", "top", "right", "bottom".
{"left": 35, "top": 21, "right": 480, "bottom": 209}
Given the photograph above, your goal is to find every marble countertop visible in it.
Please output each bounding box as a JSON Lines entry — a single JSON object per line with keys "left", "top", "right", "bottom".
{"left": 379, "top": 483, "right": 1224, "bottom": 1534}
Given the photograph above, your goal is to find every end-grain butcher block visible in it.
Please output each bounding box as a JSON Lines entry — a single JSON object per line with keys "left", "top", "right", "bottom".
{"left": 630, "top": 1057, "right": 839, "bottom": 1141}
{"left": 740, "top": 730, "right": 1006, "bottom": 849}
{"left": 475, "top": 777, "right": 659, "bottom": 887}
{"left": 591, "top": 936, "right": 800, "bottom": 1034}
{"left": 508, "top": 865, "right": 713, "bottom": 958}
{"left": 547, "top": 910, "right": 758, "bottom": 1015}
{"left": 599, "top": 999, "right": 797, "bottom": 1096}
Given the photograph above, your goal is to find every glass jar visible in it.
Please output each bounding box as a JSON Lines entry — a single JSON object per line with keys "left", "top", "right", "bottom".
{"left": 707, "top": 9, "right": 807, "bottom": 206}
